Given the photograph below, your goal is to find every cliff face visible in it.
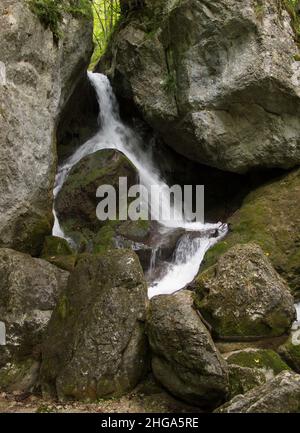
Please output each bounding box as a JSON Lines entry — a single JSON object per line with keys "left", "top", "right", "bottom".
{"left": 0, "top": 0, "right": 93, "bottom": 255}
{"left": 100, "top": 0, "right": 300, "bottom": 173}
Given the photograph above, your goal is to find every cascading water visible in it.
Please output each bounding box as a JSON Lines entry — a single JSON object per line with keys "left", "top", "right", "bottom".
{"left": 53, "top": 72, "right": 227, "bottom": 298}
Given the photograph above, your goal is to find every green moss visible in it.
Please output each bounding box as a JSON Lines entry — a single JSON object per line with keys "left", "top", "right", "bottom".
{"left": 254, "top": 0, "right": 265, "bottom": 21}
{"left": 117, "top": 219, "right": 150, "bottom": 242}
{"left": 162, "top": 73, "right": 177, "bottom": 94}
{"left": 227, "top": 349, "right": 290, "bottom": 375}
{"left": 0, "top": 359, "right": 36, "bottom": 392}
{"left": 282, "top": 0, "right": 300, "bottom": 41}
{"left": 57, "top": 295, "right": 69, "bottom": 320}
{"left": 93, "top": 221, "right": 119, "bottom": 254}
{"left": 228, "top": 365, "right": 266, "bottom": 398}
{"left": 42, "top": 236, "right": 73, "bottom": 257}
{"left": 200, "top": 169, "right": 300, "bottom": 297}
{"left": 43, "top": 255, "right": 77, "bottom": 272}
{"left": 28, "top": 0, "right": 92, "bottom": 42}
{"left": 21, "top": 214, "right": 53, "bottom": 256}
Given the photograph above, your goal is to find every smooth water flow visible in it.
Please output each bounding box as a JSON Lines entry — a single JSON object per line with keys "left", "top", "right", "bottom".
{"left": 53, "top": 72, "right": 227, "bottom": 298}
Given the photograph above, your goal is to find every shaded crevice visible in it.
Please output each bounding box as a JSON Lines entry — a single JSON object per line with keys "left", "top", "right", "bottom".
{"left": 56, "top": 72, "right": 99, "bottom": 164}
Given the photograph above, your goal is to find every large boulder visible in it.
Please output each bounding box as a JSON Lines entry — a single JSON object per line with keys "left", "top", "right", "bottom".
{"left": 202, "top": 168, "right": 300, "bottom": 298}
{"left": 146, "top": 290, "right": 229, "bottom": 408}
{"left": 101, "top": 0, "right": 300, "bottom": 173}
{"left": 0, "top": 0, "right": 93, "bottom": 255}
{"left": 194, "top": 243, "right": 296, "bottom": 340}
{"left": 215, "top": 371, "right": 300, "bottom": 413}
{"left": 0, "top": 248, "right": 69, "bottom": 392}
{"left": 40, "top": 249, "right": 148, "bottom": 401}
{"left": 56, "top": 149, "right": 139, "bottom": 247}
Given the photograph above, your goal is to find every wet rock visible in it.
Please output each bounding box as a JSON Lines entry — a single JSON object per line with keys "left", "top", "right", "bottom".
{"left": 101, "top": 0, "right": 300, "bottom": 173}
{"left": 0, "top": 0, "right": 93, "bottom": 255}
{"left": 202, "top": 168, "right": 300, "bottom": 299}
{"left": 147, "top": 290, "right": 229, "bottom": 408}
{"left": 0, "top": 248, "right": 69, "bottom": 392}
{"left": 194, "top": 243, "right": 296, "bottom": 340}
{"left": 40, "top": 249, "right": 148, "bottom": 401}
{"left": 215, "top": 371, "right": 300, "bottom": 413}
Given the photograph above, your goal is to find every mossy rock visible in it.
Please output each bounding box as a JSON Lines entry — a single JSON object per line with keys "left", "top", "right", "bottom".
{"left": 56, "top": 149, "right": 138, "bottom": 247}
{"left": 228, "top": 364, "right": 266, "bottom": 399}
{"left": 117, "top": 220, "right": 151, "bottom": 243}
{"left": 226, "top": 349, "right": 291, "bottom": 378}
{"left": 201, "top": 168, "right": 300, "bottom": 299}
{"left": 28, "top": 0, "right": 92, "bottom": 42}
{"left": 42, "top": 236, "right": 74, "bottom": 257}
{"left": 40, "top": 249, "right": 148, "bottom": 401}
{"left": 194, "top": 243, "right": 296, "bottom": 340}
{"left": 41, "top": 236, "right": 76, "bottom": 272}
{"left": 42, "top": 255, "right": 77, "bottom": 273}
{"left": 0, "top": 358, "right": 40, "bottom": 393}
{"left": 278, "top": 330, "right": 300, "bottom": 373}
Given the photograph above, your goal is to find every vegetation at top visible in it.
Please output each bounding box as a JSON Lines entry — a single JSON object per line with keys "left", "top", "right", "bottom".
{"left": 28, "top": 0, "right": 120, "bottom": 67}
{"left": 28, "top": 0, "right": 92, "bottom": 41}
{"left": 90, "top": 0, "right": 120, "bottom": 69}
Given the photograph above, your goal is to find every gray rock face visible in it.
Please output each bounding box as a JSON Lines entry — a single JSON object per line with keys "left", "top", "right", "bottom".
{"left": 147, "top": 290, "right": 229, "bottom": 408}
{"left": 0, "top": 248, "right": 69, "bottom": 391}
{"left": 194, "top": 243, "right": 296, "bottom": 340}
{"left": 0, "top": 0, "right": 93, "bottom": 255}
{"left": 101, "top": 0, "right": 300, "bottom": 173}
{"left": 40, "top": 249, "right": 148, "bottom": 401}
{"left": 215, "top": 371, "right": 300, "bottom": 413}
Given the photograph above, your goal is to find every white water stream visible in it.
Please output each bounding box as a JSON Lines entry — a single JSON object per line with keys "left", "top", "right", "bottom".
{"left": 53, "top": 72, "right": 227, "bottom": 298}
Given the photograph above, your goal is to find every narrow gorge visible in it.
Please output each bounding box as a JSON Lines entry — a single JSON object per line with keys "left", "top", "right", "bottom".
{"left": 1, "top": 0, "right": 300, "bottom": 416}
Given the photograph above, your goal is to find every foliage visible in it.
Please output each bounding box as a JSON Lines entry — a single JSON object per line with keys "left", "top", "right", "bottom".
{"left": 162, "top": 73, "right": 177, "bottom": 94}
{"left": 28, "top": 0, "right": 92, "bottom": 42}
{"left": 282, "top": 0, "right": 300, "bottom": 41}
{"left": 90, "top": 0, "right": 121, "bottom": 69}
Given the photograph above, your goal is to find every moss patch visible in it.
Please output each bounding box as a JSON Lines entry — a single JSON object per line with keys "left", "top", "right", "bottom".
{"left": 227, "top": 349, "right": 290, "bottom": 375}
{"left": 28, "top": 0, "right": 92, "bottom": 42}
{"left": 228, "top": 364, "right": 266, "bottom": 398}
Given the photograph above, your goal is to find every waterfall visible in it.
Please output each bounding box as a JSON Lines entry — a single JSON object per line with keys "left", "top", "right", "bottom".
{"left": 53, "top": 72, "right": 227, "bottom": 298}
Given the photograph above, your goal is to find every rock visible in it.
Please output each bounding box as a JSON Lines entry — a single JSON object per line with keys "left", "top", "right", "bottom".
{"left": 0, "top": 358, "right": 40, "bottom": 394}
{"left": 0, "top": 248, "right": 69, "bottom": 392}
{"left": 194, "top": 243, "right": 296, "bottom": 340}
{"left": 225, "top": 349, "right": 290, "bottom": 380}
{"left": 228, "top": 364, "right": 266, "bottom": 399}
{"left": 215, "top": 371, "right": 300, "bottom": 413}
{"left": 202, "top": 168, "right": 300, "bottom": 299}
{"left": 41, "top": 236, "right": 76, "bottom": 273}
{"left": 40, "top": 249, "right": 148, "bottom": 401}
{"left": 146, "top": 290, "right": 229, "bottom": 408}
{"left": 42, "top": 236, "right": 74, "bottom": 257}
{"left": 56, "top": 149, "right": 138, "bottom": 243}
{"left": 0, "top": 0, "right": 93, "bottom": 255}
{"left": 100, "top": 0, "right": 300, "bottom": 173}
{"left": 278, "top": 329, "right": 300, "bottom": 373}
{"left": 57, "top": 73, "right": 99, "bottom": 162}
